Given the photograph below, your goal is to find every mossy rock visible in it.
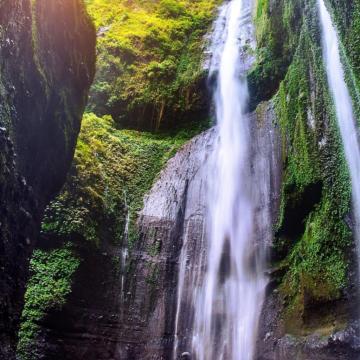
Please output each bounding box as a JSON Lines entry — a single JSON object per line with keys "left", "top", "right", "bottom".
{"left": 85, "top": 0, "right": 221, "bottom": 130}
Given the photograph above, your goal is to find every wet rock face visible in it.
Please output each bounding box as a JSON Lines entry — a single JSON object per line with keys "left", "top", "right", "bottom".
{"left": 0, "top": 0, "right": 95, "bottom": 357}
{"left": 0, "top": 128, "right": 39, "bottom": 360}
{"left": 121, "top": 129, "right": 215, "bottom": 359}
{"left": 257, "top": 271, "right": 360, "bottom": 359}
{"left": 115, "top": 102, "right": 282, "bottom": 359}
{"left": 24, "top": 128, "right": 215, "bottom": 360}
{"left": 23, "top": 102, "right": 282, "bottom": 360}
{"left": 257, "top": 293, "right": 360, "bottom": 360}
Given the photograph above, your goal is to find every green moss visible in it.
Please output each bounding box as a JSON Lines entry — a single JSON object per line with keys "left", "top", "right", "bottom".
{"left": 270, "top": 10, "right": 352, "bottom": 332}
{"left": 17, "top": 244, "right": 80, "bottom": 360}
{"left": 85, "top": 0, "right": 220, "bottom": 129}
{"left": 42, "top": 112, "right": 203, "bottom": 249}
{"left": 327, "top": 0, "right": 360, "bottom": 123}
{"left": 248, "top": 0, "right": 305, "bottom": 108}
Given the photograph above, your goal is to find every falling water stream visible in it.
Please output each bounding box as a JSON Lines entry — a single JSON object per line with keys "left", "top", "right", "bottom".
{"left": 171, "top": 1, "right": 360, "bottom": 359}
{"left": 191, "top": 0, "right": 267, "bottom": 359}
{"left": 318, "top": 0, "right": 360, "bottom": 291}
{"left": 174, "top": 0, "right": 267, "bottom": 359}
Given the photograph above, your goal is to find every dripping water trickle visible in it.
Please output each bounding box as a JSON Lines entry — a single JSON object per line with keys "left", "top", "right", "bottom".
{"left": 121, "top": 191, "right": 130, "bottom": 309}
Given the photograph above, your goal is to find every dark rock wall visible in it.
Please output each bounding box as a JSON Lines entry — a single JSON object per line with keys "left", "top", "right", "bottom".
{"left": 0, "top": 0, "right": 95, "bottom": 358}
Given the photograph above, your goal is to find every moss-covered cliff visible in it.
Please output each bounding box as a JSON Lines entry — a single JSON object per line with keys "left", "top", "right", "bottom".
{"left": 16, "top": 0, "right": 360, "bottom": 358}
{"left": 17, "top": 116, "right": 210, "bottom": 359}
{"left": 254, "top": 0, "right": 360, "bottom": 357}
{"left": 0, "top": 0, "right": 95, "bottom": 358}
{"left": 248, "top": 0, "right": 304, "bottom": 108}
{"left": 86, "top": 0, "right": 220, "bottom": 130}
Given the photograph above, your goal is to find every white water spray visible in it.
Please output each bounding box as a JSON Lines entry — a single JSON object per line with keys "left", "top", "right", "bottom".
{"left": 318, "top": 0, "right": 360, "bottom": 284}
{"left": 191, "top": 0, "right": 267, "bottom": 358}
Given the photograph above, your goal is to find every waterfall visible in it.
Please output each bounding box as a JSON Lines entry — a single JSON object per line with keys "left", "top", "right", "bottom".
{"left": 318, "top": 0, "right": 360, "bottom": 291}
{"left": 190, "top": 0, "right": 267, "bottom": 358}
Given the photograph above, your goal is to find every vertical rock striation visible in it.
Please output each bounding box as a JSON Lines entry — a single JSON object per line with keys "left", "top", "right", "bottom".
{"left": 123, "top": 129, "right": 215, "bottom": 359}
{"left": 0, "top": 0, "right": 95, "bottom": 357}
{"left": 114, "top": 103, "right": 282, "bottom": 359}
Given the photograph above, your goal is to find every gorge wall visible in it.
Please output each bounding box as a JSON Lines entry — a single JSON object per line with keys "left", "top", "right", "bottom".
{"left": 0, "top": 0, "right": 96, "bottom": 358}
{"left": 16, "top": 0, "right": 360, "bottom": 359}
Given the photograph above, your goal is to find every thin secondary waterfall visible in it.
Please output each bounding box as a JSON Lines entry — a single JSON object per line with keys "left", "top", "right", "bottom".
{"left": 318, "top": 0, "right": 360, "bottom": 287}
{"left": 189, "top": 0, "right": 267, "bottom": 358}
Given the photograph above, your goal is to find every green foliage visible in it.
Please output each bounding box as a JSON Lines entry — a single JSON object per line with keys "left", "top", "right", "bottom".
{"left": 328, "top": 0, "right": 360, "bottom": 121}
{"left": 248, "top": 0, "right": 305, "bottom": 108}
{"left": 17, "top": 245, "right": 80, "bottom": 360}
{"left": 42, "top": 112, "right": 203, "bottom": 248}
{"left": 346, "top": 1, "right": 360, "bottom": 81}
{"left": 85, "top": 0, "right": 220, "bottom": 129}
{"left": 158, "top": 0, "right": 186, "bottom": 18}
{"left": 272, "top": 14, "right": 352, "bottom": 332}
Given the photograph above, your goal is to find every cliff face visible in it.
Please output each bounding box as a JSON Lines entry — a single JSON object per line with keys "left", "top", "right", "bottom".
{"left": 17, "top": 105, "right": 280, "bottom": 359}
{"left": 15, "top": 0, "right": 360, "bottom": 359}
{"left": 15, "top": 108, "right": 209, "bottom": 359}
{"left": 21, "top": 129, "right": 213, "bottom": 360}
{"left": 0, "top": 0, "right": 95, "bottom": 358}
{"left": 255, "top": 0, "right": 360, "bottom": 358}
